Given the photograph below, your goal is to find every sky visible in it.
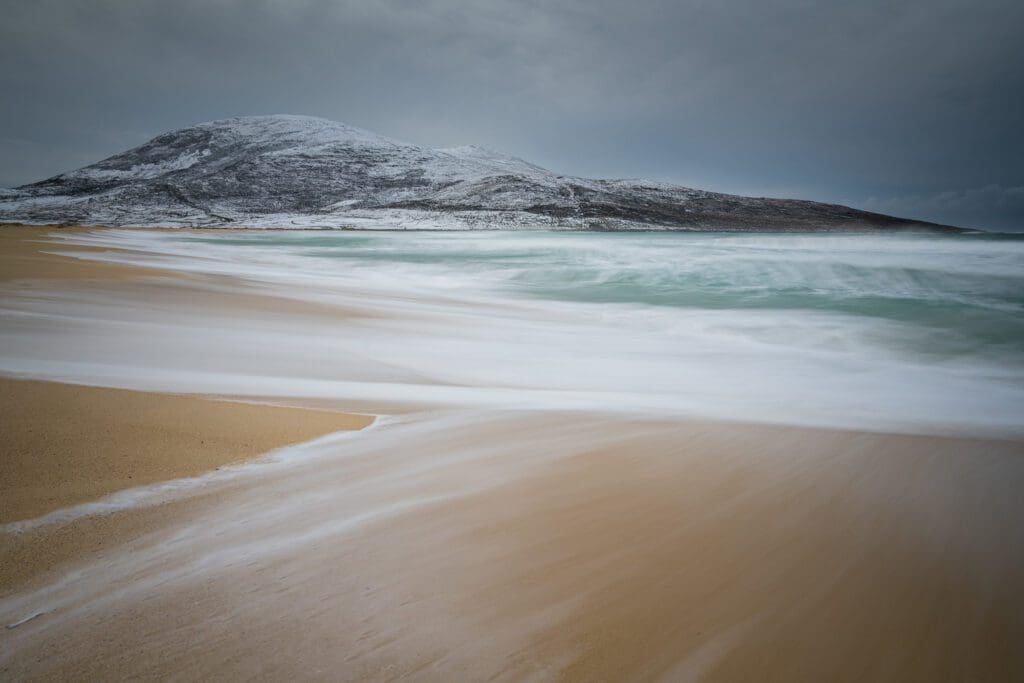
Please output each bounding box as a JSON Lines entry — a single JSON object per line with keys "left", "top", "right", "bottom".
{"left": 1, "top": 0, "right": 1022, "bottom": 231}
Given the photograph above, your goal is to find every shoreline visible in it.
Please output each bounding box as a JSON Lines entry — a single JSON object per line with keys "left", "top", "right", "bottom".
{"left": 0, "top": 377, "right": 373, "bottom": 525}
{"left": 1, "top": 228, "right": 373, "bottom": 590}
{"left": 1, "top": 220, "right": 975, "bottom": 234}
{"left": 1, "top": 223, "right": 1022, "bottom": 679}
{"left": 3, "top": 411, "right": 1022, "bottom": 680}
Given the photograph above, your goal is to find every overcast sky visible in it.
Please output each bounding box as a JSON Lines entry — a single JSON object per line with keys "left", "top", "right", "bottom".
{"left": 2, "top": 0, "right": 1022, "bottom": 230}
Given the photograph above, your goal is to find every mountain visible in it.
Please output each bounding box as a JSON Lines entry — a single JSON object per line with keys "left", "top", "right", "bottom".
{"left": 0, "top": 115, "right": 960, "bottom": 231}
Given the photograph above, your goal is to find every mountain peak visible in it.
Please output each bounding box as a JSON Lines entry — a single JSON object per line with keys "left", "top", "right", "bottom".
{"left": 1, "top": 115, "right": 959, "bottom": 232}
{"left": 181, "top": 114, "right": 403, "bottom": 148}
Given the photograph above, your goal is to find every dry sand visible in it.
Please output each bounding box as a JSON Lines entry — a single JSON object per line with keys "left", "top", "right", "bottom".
{"left": 0, "top": 377, "right": 372, "bottom": 524}
{"left": 1, "top": 225, "right": 1023, "bottom": 681}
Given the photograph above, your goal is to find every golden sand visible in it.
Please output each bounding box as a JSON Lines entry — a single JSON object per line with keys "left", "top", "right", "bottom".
{"left": 0, "top": 378, "right": 372, "bottom": 524}
{"left": 0, "top": 224, "right": 164, "bottom": 281}
{"left": 1, "top": 225, "right": 1022, "bottom": 681}
{"left": 4, "top": 415, "right": 1022, "bottom": 681}
{"left": 0, "top": 227, "right": 373, "bottom": 590}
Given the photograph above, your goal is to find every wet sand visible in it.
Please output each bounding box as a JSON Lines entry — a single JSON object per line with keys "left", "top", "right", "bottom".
{"left": 2, "top": 413, "right": 1022, "bottom": 681}
{"left": 0, "top": 223, "right": 166, "bottom": 281}
{"left": 1, "top": 225, "right": 1022, "bottom": 681}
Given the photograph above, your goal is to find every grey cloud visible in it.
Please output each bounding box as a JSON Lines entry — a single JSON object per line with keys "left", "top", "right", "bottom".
{"left": 1, "top": 0, "right": 1022, "bottom": 230}
{"left": 863, "top": 185, "right": 1024, "bottom": 232}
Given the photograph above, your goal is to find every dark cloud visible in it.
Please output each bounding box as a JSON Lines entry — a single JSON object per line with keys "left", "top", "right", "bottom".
{"left": 1, "top": 0, "right": 1022, "bottom": 230}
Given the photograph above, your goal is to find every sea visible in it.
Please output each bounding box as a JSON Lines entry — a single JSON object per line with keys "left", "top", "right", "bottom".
{"left": 13, "top": 228, "right": 1024, "bottom": 435}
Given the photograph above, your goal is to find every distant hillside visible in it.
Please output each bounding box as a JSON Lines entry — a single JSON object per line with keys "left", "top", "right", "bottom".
{"left": 0, "top": 115, "right": 961, "bottom": 231}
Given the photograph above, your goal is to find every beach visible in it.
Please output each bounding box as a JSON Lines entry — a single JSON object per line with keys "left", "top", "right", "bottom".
{"left": 0, "top": 377, "right": 372, "bottom": 523}
{"left": 1, "top": 225, "right": 1023, "bottom": 680}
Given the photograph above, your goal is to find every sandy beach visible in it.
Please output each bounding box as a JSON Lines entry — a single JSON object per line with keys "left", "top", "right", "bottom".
{"left": 1, "top": 226, "right": 1023, "bottom": 681}
{"left": 0, "top": 224, "right": 165, "bottom": 282}
{"left": 1, "top": 228, "right": 373, "bottom": 592}
{"left": 0, "top": 377, "right": 373, "bottom": 524}
{"left": 0, "top": 227, "right": 371, "bottom": 520}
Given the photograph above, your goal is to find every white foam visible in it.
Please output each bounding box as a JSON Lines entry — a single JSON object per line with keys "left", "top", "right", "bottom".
{"left": 0, "top": 421, "right": 384, "bottom": 534}
{"left": 2, "top": 229, "right": 1022, "bottom": 438}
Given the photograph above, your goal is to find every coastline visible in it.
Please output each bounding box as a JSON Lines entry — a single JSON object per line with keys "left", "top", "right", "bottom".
{"left": 1, "top": 224, "right": 1022, "bottom": 680}
{"left": 1, "top": 227, "right": 373, "bottom": 589}
{"left": 0, "top": 377, "right": 373, "bottom": 524}
{"left": 3, "top": 412, "right": 1022, "bottom": 681}
{"left": 0, "top": 223, "right": 176, "bottom": 281}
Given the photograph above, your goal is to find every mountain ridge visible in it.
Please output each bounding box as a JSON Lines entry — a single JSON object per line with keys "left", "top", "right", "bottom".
{"left": 1, "top": 115, "right": 962, "bottom": 231}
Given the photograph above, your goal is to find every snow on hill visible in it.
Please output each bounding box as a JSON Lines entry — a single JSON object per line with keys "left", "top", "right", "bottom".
{"left": 0, "top": 115, "right": 958, "bottom": 231}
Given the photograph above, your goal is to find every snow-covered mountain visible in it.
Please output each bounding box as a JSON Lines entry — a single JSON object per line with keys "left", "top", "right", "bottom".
{"left": 0, "top": 115, "right": 959, "bottom": 231}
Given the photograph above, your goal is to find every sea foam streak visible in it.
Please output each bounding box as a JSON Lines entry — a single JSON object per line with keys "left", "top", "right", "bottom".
{"left": 6, "top": 228, "right": 1021, "bottom": 436}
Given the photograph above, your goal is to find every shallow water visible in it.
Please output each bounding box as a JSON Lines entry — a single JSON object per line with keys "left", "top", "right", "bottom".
{"left": 9, "top": 228, "right": 1024, "bottom": 435}
{"left": 179, "top": 230, "right": 1024, "bottom": 357}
